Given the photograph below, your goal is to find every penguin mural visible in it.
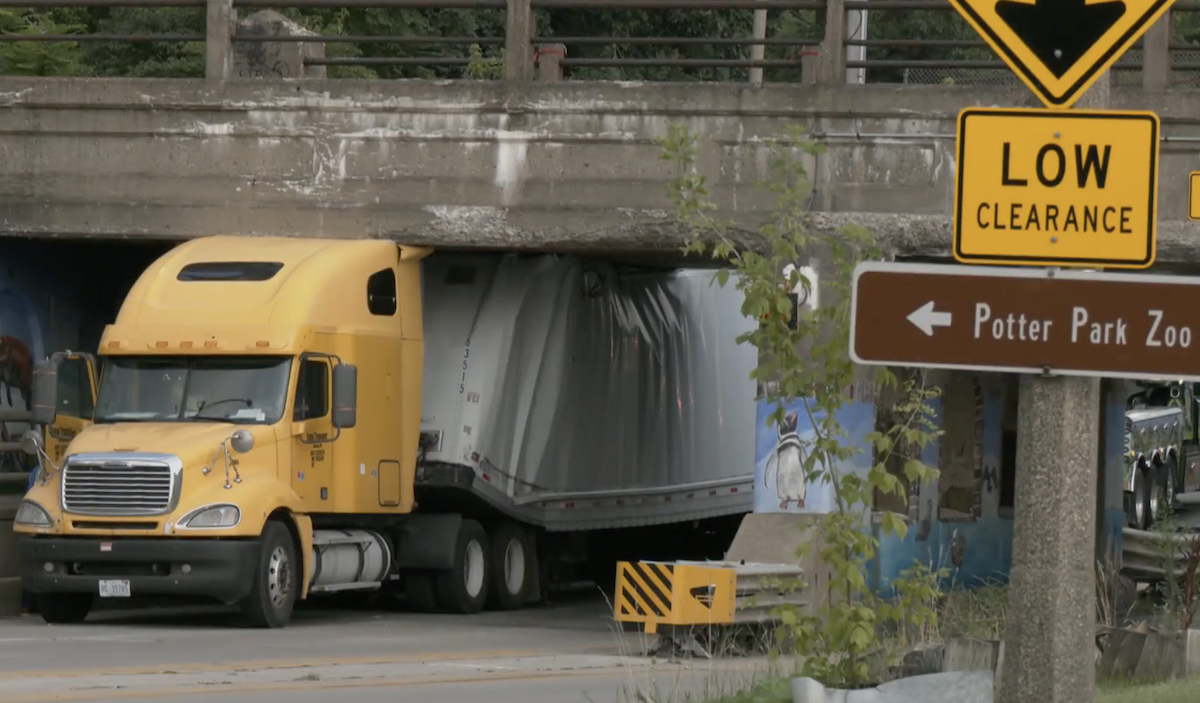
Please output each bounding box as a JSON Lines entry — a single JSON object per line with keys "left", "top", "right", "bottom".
{"left": 763, "top": 411, "right": 807, "bottom": 509}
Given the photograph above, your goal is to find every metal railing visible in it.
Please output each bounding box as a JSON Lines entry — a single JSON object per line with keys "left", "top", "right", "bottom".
{"left": 0, "top": 2, "right": 1194, "bottom": 86}
{"left": 0, "top": 0, "right": 825, "bottom": 82}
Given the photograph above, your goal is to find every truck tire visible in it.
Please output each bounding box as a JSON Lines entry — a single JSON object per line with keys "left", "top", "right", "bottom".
{"left": 487, "top": 522, "right": 532, "bottom": 611}
{"left": 39, "top": 592, "right": 93, "bottom": 625}
{"left": 239, "top": 520, "right": 298, "bottom": 629}
{"left": 1147, "top": 468, "right": 1162, "bottom": 528}
{"left": 1133, "top": 466, "right": 1150, "bottom": 530}
{"left": 1162, "top": 457, "right": 1178, "bottom": 512}
{"left": 435, "top": 519, "right": 489, "bottom": 614}
{"left": 404, "top": 571, "right": 439, "bottom": 612}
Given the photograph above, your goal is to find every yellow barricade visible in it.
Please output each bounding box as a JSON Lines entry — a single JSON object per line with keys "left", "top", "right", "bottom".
{"left": 613, "top": 560, "right": 737, "bottom": 634}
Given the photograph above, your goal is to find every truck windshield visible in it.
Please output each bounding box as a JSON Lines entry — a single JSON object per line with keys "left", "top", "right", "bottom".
{"left": 93, "top": 356, "right": 292, "bottom": 425}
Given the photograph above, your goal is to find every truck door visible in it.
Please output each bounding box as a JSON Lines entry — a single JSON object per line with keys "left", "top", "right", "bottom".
{"left": 43, "top": 352, "right": 98, "bottom": 465}
{"left": 292, "top": 355, "right": 334, "bottom": 505}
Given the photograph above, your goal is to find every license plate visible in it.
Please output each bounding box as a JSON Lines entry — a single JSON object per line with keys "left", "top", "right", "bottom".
{"left": 98, "top": 579, "right": 131, "bottom": 598}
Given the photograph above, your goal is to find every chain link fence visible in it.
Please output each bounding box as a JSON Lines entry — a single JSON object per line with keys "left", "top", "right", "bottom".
{"left": 1174, "top": 50, "right": 1200, "bottom": 88}
{"left": 899, "top": 51, "right": 1146, "bottom": 88}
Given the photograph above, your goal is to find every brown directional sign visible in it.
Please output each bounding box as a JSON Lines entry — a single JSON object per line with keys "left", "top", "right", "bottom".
{"left": 850, "top": 261, "right": 1200, "bottom": 382}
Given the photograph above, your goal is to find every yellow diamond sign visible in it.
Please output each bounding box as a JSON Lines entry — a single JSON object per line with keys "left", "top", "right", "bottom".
{"left": 945, "top": 0, "right": 1177, "bottom": 109}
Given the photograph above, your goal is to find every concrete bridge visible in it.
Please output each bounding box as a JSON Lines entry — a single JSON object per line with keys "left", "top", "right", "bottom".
{"left": 0, "top": 0, "right": 1194, "bottom": 261}
{"left": 4, "top": 76, "right": 1200, "bottom": 262}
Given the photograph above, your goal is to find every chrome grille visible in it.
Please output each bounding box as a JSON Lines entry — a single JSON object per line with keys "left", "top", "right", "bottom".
{"left": 61, "top": 453, "right": 181, "bottom": 516}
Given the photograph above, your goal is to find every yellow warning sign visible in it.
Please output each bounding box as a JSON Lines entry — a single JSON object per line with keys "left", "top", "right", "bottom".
{"left": 953, "top": 107, "right": 1159, "bottom": 269}
{"left": 945, "top": 0, "right": 1177, "bottom": 109}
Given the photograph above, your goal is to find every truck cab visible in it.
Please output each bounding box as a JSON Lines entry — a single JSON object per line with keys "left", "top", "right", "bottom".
{"left": 15, "top": 236, "right": 428, "bottom": 628}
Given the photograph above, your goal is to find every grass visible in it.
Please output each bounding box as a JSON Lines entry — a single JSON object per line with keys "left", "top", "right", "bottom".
{"left": 1097, "top": 676, "right": 1200, "bottom": 703}
{"left": 607, "top": 557, "right": 1195, "bottom": 703}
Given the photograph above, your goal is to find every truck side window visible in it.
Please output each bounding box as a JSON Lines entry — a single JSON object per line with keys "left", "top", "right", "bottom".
{"left": 367, "top": 268, "right": 397, "bottom": 316}
{"left": 294, "top": 359, "right": 329, "bottom": 421}
{"left": 56, "top": 357, "right": 95, "bottom": 419}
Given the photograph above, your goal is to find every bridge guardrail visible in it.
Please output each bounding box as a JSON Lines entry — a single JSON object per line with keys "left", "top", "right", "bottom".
{"left": 0, "top": 2, "right": 1193, "bottom": 84}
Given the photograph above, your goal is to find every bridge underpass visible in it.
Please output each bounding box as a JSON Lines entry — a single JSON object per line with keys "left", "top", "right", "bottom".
{"left": 0, "top": 0, "right": 1198, "bottom": 619}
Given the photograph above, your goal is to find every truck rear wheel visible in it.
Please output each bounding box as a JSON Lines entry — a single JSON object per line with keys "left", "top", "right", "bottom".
{"left": 1162, "top": 457, "right": 1178, "bottom": 513}
{"left": 1146, "top": 468, "right": 1162, "bottom": 528}
{"left": 487, "top": 522, "right": 532, "bottom": 611}
{"left": 38, "top": 592, "right": 93, "bottom": 625}
{"left": 1133, "top": 466, "right": 1150, "bottom": 530}
{"left": 435, "top": 519, "right": 489, "bottom": 614}
{"left": 239, "top": 520, "right": 298, "bottom": 629}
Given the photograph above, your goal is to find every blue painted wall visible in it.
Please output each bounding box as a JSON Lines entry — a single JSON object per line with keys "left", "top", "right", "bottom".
{"left": 0, "top": 250, "right": 82, "bottom": 474}
{"left": 873, "top": 389, "right": 1015, "bottom": 595}
{"left": 751, "top": 374, "right": 1134, "bottom": 597}
{"left": 0, "top": 239, "right": 156, "bottom": 476}
{"left": 753, "top": 389, "right": 875, "bottom": 514}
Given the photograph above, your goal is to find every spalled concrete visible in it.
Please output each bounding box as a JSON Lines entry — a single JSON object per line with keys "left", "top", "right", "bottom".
{"left": 0, "top": 77, "right": 1197, "bottom": 260}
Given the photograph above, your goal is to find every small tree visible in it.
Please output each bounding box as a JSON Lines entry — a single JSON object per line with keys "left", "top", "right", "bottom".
{"left": 0, "top": 10, "right": 83, "bottom": 77}
{"left": 659, "top": 123, "right": 944, "bottom": 688}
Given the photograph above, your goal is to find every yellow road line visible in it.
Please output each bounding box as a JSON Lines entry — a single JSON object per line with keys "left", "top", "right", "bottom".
{"left": 0, "top": 649, "right": 540, "bottom": 681}
{"left": 7, "top": 665, "right": 651, "bottom": 703}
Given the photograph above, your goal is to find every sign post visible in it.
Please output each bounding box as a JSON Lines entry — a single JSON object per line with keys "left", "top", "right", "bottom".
{"left": 849, "top": 2, "right": 1177, "bottom": 702}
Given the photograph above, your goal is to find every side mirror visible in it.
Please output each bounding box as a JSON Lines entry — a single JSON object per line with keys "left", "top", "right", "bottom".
{"left": 229, "top": 429, "right": 254, "bottom": 454}
{"left": 31, "top": 358, "right": 59, "bottom": 427}
{"left": 19, "top": 428, "right": 42, "bottom": 457}
{"left": 331, "top": 363, "right": 357, "bottom": 429}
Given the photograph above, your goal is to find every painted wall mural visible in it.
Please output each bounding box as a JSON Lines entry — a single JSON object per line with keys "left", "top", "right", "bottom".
{"left": 752, "top": 381, "right": 877, "bottom": 514}
{"left": 0, "top": 287, "right": 44, "bottom": 473}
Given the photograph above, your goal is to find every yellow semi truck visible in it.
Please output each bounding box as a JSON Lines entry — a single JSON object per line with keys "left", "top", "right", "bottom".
{"left": 13, "top": 236, "right": 757, "bottom": 628}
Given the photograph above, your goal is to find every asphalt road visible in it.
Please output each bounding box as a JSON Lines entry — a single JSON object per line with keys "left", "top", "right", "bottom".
{"left": 0, "top": 595, "right": 771, "bottom": 703}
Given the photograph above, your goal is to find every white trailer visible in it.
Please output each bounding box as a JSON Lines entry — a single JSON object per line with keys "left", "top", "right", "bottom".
{"left": 411, "top": 253, "right": 758, "bottom": 602}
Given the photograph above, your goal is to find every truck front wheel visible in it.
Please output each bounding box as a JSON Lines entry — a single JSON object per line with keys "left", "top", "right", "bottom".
{"left": 239, "top": 520, "right": 298, "bottom": 628}
{"left": 435, "top": 519, "right": 489, "bottom": 614}
{"left": 38, "top": 592, "right": 93, "bottom": 625}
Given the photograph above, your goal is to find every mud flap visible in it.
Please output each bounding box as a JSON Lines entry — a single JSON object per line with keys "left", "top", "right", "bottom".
{"left": 393, "top": 513, "right": 463, "bottom": 571}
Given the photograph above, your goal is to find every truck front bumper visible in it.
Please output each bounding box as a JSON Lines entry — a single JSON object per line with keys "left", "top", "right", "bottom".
{"left": 17, "top": 536, "right": 261, "bottom": 603}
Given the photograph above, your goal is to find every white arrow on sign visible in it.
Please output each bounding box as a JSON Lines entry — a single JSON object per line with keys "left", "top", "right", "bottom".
{"left": 907, "top": 301, "right": 953, "bottom": 336}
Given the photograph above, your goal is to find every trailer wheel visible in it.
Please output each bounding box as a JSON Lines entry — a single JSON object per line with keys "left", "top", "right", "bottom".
{"left": 435, "top": 519, "right": 489, "bottom": 614}
{"left": 239, "top": 520, "right": 298, "bottom": 629}
{"left": 487, "top": 522, "right": 532, "bottom": 610}
{"left": 38, "top": 592, "right": 92, "bottom": 625}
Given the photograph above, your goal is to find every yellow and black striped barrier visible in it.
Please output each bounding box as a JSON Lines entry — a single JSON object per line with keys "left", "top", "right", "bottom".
{"left": 613, "top": 560, "right": 737, "bottom": 634}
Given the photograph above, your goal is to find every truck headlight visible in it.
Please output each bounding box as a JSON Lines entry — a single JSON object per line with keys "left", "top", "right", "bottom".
{"left": 15, "top": 501, "right": 52, "bottom": 528}
{"left": 177, "top": 504, "right": 241, "bottom": 529}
